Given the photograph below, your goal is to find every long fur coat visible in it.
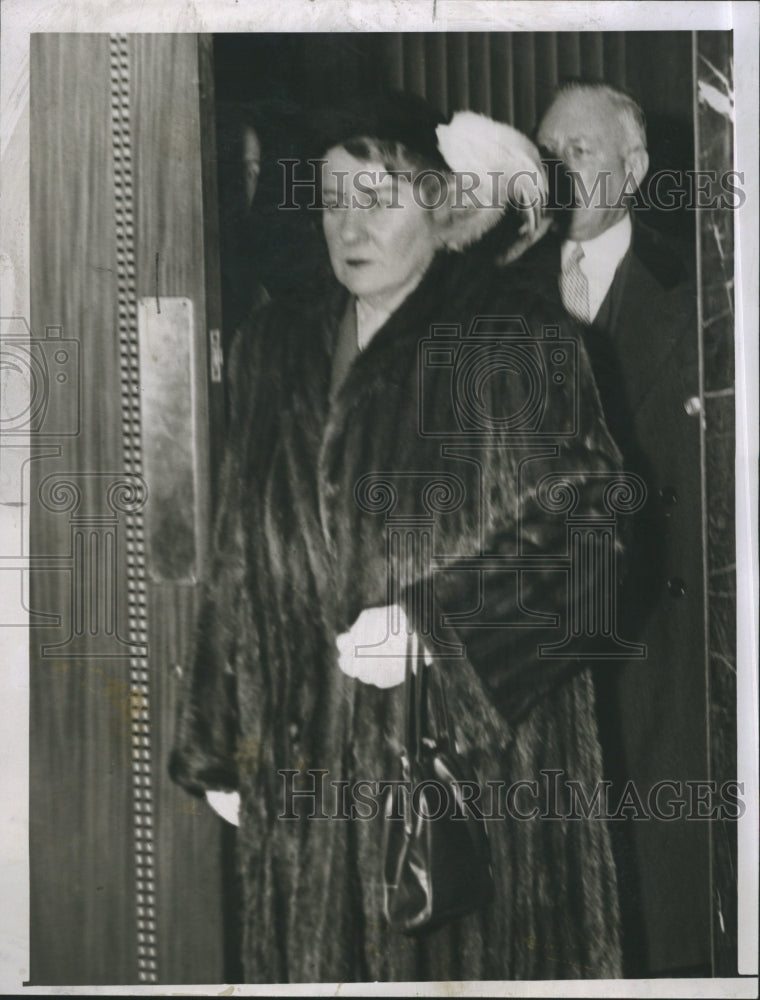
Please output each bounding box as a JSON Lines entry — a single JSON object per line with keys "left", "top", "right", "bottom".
{"left": 170, "top": 248, "right": 624, "bottom": 983}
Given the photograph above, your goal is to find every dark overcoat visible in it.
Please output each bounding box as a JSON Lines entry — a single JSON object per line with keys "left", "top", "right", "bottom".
{"left": 518, "top": 221, "right": 710, "bottom": 976}
{"left": 170, "top": 248, "right": 624, "bottom": 983}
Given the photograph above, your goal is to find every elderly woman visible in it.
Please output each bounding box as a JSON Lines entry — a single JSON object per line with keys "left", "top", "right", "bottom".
{"left": 171, "top": 92, "right": 623, "bottom": 983}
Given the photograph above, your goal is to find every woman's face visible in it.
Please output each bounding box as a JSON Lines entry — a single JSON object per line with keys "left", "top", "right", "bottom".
{"left": 321, "top": 145, "right": 440, "bottom": 308}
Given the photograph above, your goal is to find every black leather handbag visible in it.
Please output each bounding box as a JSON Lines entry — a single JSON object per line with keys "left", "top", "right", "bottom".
{"left": 382, "top": 633, "right": 494, "bottom": 935}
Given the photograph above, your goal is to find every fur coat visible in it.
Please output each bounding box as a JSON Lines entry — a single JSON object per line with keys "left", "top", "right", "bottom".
{"left": 170, "top": 248, "right": 624, "bottom": 983}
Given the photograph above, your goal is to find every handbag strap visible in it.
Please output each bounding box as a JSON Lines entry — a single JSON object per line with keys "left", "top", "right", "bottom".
{"left": 428, "top": 654, "right": 456, "bottom": 752}
{"left": 404, "top": 631, "right": 455, "bottom": 762}
{"left": 404, "top": 631, "right": 423, "bottom": 764}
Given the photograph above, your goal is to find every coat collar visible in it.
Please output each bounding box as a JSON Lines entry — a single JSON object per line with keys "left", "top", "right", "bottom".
{"left": 315, "top": 249, "right": 482, "bottom": 557}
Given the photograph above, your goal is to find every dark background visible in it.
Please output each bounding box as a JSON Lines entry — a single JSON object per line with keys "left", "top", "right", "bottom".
{"left": 214, "top": 31, "right": 695, "bottom": 243}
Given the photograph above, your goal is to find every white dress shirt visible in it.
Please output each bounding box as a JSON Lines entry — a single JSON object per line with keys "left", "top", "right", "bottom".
{"left": 561, "top": 214, "right": 633, "bottom": 323}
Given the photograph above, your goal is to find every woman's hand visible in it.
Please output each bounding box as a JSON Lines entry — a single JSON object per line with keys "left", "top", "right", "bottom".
{"left": 206, "top": 790, "right": 241, "bottom": 827}
{"left": 336, "top": 605, "right": 410, "bottom": 688}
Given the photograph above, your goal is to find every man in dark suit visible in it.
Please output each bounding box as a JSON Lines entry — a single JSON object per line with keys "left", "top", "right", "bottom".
{"left": 520, "top": 81, "right": 710, "bottom": 978}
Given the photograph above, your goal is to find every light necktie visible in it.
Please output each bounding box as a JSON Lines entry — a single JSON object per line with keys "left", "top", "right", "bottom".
{"left": 561, "top": 243, "right": 591, "bottom": 324}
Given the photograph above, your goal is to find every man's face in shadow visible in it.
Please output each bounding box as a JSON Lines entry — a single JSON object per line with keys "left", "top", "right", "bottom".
{"left": 537, "top": 90, "right": 648, "bottom": 242}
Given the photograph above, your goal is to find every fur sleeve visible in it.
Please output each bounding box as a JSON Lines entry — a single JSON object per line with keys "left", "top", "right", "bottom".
{"left": 402, "top": 294, "right": 624, "bottom": 727}
{"left": 168, "top": 325, "right": 260, "bottom": 796}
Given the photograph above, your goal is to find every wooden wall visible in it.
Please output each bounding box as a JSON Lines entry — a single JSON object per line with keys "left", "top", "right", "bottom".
{"left": 29, "top": 33, "right": 226, "bottom": 985}
{"left": 29, "top": 33, "right": 134, "bottom": 984}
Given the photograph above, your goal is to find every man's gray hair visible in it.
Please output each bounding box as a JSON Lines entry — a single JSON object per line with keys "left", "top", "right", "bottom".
{"left": 556, "top": 81, "right": 648, "bottom": 153}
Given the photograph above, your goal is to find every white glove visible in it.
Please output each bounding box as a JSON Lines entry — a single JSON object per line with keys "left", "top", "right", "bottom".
{"left": 336, "top": 604, "right": 412, "bottom": 689}
{"left": 205, "top": 789, "right": 241, "bottom": 827}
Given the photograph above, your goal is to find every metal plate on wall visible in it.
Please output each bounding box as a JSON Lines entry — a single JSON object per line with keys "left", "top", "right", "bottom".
{"left": 137, "top": 296, "right": 199, "bottom": 583}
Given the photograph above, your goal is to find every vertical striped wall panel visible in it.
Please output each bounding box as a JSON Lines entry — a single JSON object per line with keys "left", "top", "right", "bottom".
{"left": 372, "top": 31, "right": 692, "bottom": 136}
